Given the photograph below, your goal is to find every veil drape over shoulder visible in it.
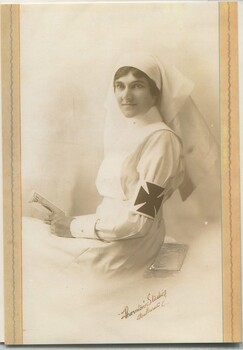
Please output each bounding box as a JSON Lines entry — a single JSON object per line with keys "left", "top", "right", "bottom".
{"left": 104, "top": 53, "right": 219, "bottom": 200}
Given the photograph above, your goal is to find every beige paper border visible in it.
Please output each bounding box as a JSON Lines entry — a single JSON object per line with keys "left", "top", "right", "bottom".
{"left": 1, "top": 4, "right": 22, "bottom": 345}
{"left": 1, "top": 2, "right": 242, "bottom": 344}
{"left": 220, "top": 2, "right": 242, "bottom": 343}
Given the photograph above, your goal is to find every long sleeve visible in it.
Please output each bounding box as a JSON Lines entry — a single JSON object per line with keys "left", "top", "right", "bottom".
{"left": 70, "top": 130, "right": 184, "bottom": 241}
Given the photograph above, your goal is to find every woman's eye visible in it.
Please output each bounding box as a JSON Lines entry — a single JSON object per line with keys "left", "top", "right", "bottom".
{"left": 115, "top": 83, "right": 124, "bottom": 90}
{"left": 133, "top": 84, "right": 144, "bottom": 89}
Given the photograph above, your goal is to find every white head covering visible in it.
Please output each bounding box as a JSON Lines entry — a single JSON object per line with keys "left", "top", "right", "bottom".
{"left": 105, "top": 53, "right": 219, "bottom": 200}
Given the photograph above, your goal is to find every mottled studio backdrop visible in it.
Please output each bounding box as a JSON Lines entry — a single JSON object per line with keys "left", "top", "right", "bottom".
{"left": 20, "top": 3, "right": 220, "bottom": 240}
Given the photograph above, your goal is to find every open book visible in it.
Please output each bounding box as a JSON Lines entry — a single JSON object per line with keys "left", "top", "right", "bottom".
{"left": 1, "top": 2, "right": 242, "bottom": 345}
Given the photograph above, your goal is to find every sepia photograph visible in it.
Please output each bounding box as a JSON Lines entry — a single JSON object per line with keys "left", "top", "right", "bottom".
{"left": 2, "top": 1, "right": 240, "bottom": 344}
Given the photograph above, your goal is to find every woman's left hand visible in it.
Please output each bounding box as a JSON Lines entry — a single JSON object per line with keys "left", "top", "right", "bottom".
{"left": 47, "top": 214, "right": 74, "bottom": 238}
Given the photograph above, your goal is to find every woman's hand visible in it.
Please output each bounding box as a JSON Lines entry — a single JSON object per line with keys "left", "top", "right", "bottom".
{"left": 45, "top": 213, "right": 74, "bottom": 238}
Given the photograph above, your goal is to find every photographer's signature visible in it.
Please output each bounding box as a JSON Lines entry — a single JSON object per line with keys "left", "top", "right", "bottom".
{"left": 118, "top": 289, "right": 167, "bottom": 320}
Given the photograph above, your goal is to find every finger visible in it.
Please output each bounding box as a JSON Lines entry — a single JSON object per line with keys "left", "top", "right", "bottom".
{"left": 44, "top": 213, "right": 55, "bottom": 222}
{"left": 50, "top": 225, "right": 56, "bottom": 235}
{"left": 50, "top": 218, "right": 59, "bottom": 226}
{"left": 44, "top": 220, "right": 51, "bottom": 225}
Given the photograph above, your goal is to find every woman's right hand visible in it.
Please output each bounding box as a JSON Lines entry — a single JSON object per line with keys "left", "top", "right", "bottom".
{"left": 44, "top": 212, "right": 61, "bottom": 225}
{"left": 44, "top": 213, "right": 74, "bottom": 238}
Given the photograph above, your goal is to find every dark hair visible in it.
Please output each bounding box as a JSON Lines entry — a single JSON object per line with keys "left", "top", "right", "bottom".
{"left": 113, "top": 66, "right": 160, "bottom": 98}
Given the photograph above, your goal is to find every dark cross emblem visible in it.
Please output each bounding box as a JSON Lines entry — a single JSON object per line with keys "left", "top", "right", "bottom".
{"left": 134, "top": 182, "right": 165, "bottom": 218}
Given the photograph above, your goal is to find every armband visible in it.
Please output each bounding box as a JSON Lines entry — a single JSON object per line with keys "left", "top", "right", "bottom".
{"left": 134, "top": 182, "right": 164, "bottom": 219}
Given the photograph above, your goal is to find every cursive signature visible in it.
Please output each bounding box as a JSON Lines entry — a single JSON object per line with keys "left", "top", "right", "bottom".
{"left": 118, "top": 289, "right": 167, "bottom": 320}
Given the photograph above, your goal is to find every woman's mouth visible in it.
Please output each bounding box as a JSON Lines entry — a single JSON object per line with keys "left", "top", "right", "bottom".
{"left": 122, "top": 103, "right": 136, "bottom": 106}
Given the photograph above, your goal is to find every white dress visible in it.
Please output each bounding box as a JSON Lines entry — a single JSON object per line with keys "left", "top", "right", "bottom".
{"left": 22, "top": 106, "right": 184, "bottom": 342}
{"left": 69, "top": 106, "right": 185, "bottom": 275}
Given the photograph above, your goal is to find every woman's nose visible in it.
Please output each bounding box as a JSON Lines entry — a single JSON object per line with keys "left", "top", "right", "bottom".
{"left": 122, "top": 87, "right": 133, "bottom": 101}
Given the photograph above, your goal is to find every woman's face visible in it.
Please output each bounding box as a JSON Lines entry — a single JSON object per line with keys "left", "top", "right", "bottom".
{"left": 114, "top": 72, "right": 157, "bottom": 118}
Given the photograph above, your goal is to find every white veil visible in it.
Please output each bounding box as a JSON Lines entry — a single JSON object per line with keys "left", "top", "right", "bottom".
{"left": 104, "top": 53, "right": 219, "bottom": 200}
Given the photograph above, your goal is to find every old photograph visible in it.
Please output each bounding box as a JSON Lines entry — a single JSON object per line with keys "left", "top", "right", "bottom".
{"left": 7, "top": 1, "right": 226, "bottom": 343}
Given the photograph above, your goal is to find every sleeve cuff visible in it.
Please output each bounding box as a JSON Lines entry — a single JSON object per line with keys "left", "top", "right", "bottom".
{"left": 70, "top": 214, "right": 97, "bottom": 238}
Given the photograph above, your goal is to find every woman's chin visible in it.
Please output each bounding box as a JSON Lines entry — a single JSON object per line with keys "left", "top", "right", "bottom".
{"left": 123, "top": 113, "right": 136, "bottom": 118}
{"left": 119, "top": 106, "right": 139, "bottom": 118}
{"left": 121, "top": 109, "right": 139, "bottom": 118}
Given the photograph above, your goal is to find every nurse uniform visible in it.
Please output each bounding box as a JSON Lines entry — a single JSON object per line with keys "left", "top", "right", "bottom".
{"left": 70, "top": 105, "right": 184, "bottom": 275}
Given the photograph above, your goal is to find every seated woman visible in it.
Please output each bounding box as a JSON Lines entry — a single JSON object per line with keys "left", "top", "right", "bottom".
{"left": 46, "top": 53, "right": 187, "bottom": 276}
{"left": 22, "top": 53, "right": 220, "bottom": 343}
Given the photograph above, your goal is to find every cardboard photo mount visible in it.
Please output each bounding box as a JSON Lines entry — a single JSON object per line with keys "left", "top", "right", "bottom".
{"left": 1, "top": 2, "right": 242, "bottom": 344}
